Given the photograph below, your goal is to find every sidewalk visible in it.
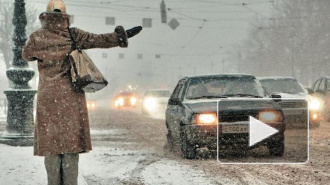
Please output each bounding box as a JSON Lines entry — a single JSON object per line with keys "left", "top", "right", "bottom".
{"left": 0, "top": 113, "right": 6, "bottom": 131}
{"left": 0, "top": 144, "right": 87, "bottom": 185}
{"left": 0, "top": 143, "right": 218, "bottom": 185}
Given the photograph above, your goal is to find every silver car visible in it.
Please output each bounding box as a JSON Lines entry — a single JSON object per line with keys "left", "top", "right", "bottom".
{"left": 259, "top": 77, "right": 320, "bottom": 127}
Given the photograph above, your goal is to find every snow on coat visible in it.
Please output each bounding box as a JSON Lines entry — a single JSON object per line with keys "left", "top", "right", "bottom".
{"left": 22, "top": 12, "right": 121, "bottom": 156}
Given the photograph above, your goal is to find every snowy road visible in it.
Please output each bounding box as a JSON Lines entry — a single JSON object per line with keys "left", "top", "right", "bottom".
{"left": 84, "top": 109, "right": 230, "bottom": 185}
{"left": 1, "top": 108, "right": 330, "bottom": 184}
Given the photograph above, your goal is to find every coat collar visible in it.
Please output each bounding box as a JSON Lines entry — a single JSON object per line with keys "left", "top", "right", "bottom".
{"left": 39, "top": 12, "right": 70, "bottom": 30}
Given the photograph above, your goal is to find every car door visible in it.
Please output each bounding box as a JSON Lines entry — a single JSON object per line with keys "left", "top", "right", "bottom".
{"left": 312, "top": 79, "right": 321, "bottom": 93}
{"left": 323, "top": 79, "right": 330, "bottom": 111}
{"left": 325, "top": 79, "right": 330, "bottom": 107}
{"left": 312, "top": 79, "right": 322, "bottom": 99}
{"left": 314, "top": 79, "right": 328, "bottom": 108}
{"left": 166, "top": 80, "right": 186, "bottom": 141}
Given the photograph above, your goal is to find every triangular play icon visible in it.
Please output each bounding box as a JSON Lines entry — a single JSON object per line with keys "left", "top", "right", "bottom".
{"left": 249, "top": 116, "right": 279, "bottom": 147}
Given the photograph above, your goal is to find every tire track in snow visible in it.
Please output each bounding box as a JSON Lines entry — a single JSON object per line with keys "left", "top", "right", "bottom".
{"left": 127, "top": 156, "right": 161, "bottom": 184}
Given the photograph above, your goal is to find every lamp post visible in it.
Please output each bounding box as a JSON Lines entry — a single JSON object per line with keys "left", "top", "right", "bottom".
{"left": 291, "top": 33, "right": 295, "bottom": 78}
{"left": 0, "top": 0, "right": 37, "bottom": 146}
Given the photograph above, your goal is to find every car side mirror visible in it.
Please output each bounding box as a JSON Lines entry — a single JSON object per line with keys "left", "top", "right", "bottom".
{"left": 270, "top": 94, "right": 281, "bottom": 102}
{"left": 168, "top": 98, "right": 181, "bottom": 105}
{"left": 305, "top": 88, "right": 313, "bottom": 94}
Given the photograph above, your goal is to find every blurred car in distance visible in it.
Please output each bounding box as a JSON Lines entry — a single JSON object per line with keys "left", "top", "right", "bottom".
{"left": 142, "top": 89, "right": 171, "bottom": 114}
{"left": 114, "top": 91, "right": 139, "bottom": 109}
{"left": 166, "top": 74, "right": 285, "bottom": 159}
{"left": 87, "top": 100, "right": 97, "bottom": 111}
{"left": 259, "top": 77, "right": 320, "bottom": 127}
{"left": 308, "top": 76, "right": 330, "bottom": 121}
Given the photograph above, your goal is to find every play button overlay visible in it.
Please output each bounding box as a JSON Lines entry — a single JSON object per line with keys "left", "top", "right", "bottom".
{"left": 217, "top": 98, "right": 309, "bottom": 164}
{"left": 249, "top": 116, "right": 278, "bottom": 147}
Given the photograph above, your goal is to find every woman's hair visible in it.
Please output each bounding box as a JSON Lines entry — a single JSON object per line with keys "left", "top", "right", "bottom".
{"left": 47, "top": 0, "right": 67, "bottom": 13}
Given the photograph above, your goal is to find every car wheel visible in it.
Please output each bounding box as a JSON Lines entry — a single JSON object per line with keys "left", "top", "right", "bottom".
{"left": 326, "top": 111, "right": 330, "bottom": 122}
{"left": 268, "top": 139, "right": 285, "bottom": 157}
{"left": 165, "top": 121, "right": 176, "bottom": 152}
{"left": 310, "top": 120, "right": 320, "bottom": 128}
{"left": 322, "top": 103, "right": 330, "bottom": 122}
{"left": 180, "top": 128, "right": 197, "bottom": 159}
{"left": 166, "top": 130, "right": 174, "bottom": 152}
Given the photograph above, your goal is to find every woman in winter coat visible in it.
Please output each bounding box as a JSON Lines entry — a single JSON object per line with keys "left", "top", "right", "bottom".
{"left": 22, "top": 0, "right": 141, "bottom": 184}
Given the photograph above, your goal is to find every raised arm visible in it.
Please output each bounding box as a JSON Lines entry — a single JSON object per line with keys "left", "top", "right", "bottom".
{"left": 71, "top": 27, "right": 125, "bottom": 50}
{"left": 71, "top": 26, "right": 142, "bottom": 50}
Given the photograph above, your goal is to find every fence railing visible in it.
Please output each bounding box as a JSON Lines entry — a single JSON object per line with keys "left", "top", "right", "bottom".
{"left": 0, "top": 98, "right": 7, "bottom": 115}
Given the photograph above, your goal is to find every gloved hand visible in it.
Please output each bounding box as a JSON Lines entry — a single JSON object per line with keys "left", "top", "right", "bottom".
{"left": 115, "top": 26, "right": 128, "bottom": 48}
{"left": 126, "top": 26, "right": 142, "bottom": 38}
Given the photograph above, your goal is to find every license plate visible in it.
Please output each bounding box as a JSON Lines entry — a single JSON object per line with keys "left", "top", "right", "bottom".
{"left": 222, "top": 125, "right": 248, "bottom": 133}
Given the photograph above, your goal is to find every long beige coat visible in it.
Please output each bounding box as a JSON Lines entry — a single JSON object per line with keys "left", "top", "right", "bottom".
{"left": 22, "top": 12, "right": 121, "bottom": 156}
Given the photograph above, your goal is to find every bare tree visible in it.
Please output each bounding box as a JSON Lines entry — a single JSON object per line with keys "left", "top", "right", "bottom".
{"left": 0, "top": 0, "right": 38, "bottom": 69}
{"left": 230, "top": 0, "right": 330, "bottom": 85}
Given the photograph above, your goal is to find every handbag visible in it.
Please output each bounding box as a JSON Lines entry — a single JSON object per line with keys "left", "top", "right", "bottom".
{"left": 67, "top": 27, "right": 108, "bottom": 93}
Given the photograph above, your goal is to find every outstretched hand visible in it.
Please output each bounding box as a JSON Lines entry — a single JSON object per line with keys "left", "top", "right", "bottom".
{"left": 126, "top": 26, "right": 142, "bottom": 38}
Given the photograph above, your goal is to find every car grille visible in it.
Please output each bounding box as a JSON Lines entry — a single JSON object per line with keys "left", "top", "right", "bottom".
{"left": 123, "top": 98, "right": 131, "bottom": 106}
{"left": 278, "top": 100, "right": 307, "bottom": 109}
{"left": 218, "top": 133, "right": 249, "bottom": 146}
{"left": 219, "top": 113, "right": 257, "bottom": 122}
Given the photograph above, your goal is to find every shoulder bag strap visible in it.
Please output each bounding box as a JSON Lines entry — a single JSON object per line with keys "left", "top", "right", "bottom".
{"left": 67, "top": 27, "right": 80, "bottom": 79}
{"left": 67, "top": 27, "right": 81, "bottom": 52}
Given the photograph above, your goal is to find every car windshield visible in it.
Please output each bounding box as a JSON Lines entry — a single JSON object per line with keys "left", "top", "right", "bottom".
{"left": 185, "top": 76, "right": 265, "bottom": 99}
{"left": 145, "top": 91, "right": 171, "bottom": 97}
{"left": 119, "top": 92, "right": 134, "bottom": 97}
{"left": 260, "top": 79, "right": 305, "bottom": 94}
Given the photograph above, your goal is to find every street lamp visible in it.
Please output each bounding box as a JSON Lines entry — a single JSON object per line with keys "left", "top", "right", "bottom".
{"left": 291, "top": 32, "right": 295, "bottom": 78}
{"left": 0, "top": 0, "right": 37, "bottom": 146}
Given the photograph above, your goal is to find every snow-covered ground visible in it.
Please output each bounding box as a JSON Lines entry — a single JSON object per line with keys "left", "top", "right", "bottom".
{"left": 0, "top": 144, "right": 222, "bottom": 185}
{"left": 1, "top": 109, "right": 330, "bottom": 185}
{"left": 0, "top": 144, "right": 84, "bottom": 185}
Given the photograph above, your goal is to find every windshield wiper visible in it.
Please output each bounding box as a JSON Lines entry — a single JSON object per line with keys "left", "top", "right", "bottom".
{"left": 188, "top": 95, "right": 229, "bottom": 99}
{"left": 222, "top": 94, "right": 263, "bottom": 98}
{"left": 282, "top": 91, "right": 299, "bottom": 94}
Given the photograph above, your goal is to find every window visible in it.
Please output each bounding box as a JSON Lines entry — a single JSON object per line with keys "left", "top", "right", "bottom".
{"left": 326, "top": 79, "right": 330, "bottom": 90}
{"left": 171, "top": 82, "right": 184, "bottom": 100}
{"left": 261, "top": 79, "right": 304, "bottom": 94}
{"left": 185, "top": 76, "right": 264, "bottom": 99}
{"left": 319, "top": 79, "right": 326, "bottom": 91}
{"left": 313, "top": 80, "right": 321, "bottom": 92}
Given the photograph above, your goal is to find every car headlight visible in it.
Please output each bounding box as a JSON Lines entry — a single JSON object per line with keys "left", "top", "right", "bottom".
{"left": 130, "top": 97, "right": 137, "bottom": 106}
{"left": 118, "top": 98, "right": 124, "bottom": 106}
{"left": 192, "top": 113, "right": 217, "bottom": 125}
{"left": 258, "top": 110, "right": 283, "bottom": 123}
{"left": 309, "top": 99, "right": 321, "bottom": 111}
{"left": 144, "top": 98, "right": 157, "bottom": 110}
{"left": 87, "top": 101, "right": 96, "bottom": 110}
{"left": 311, "top": 112, "right": 319, "bottom": 120}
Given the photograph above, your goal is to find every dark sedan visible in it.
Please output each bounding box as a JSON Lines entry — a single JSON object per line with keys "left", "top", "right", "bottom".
{"left": 165, "top": 74, "right": 285, "bottom": 159}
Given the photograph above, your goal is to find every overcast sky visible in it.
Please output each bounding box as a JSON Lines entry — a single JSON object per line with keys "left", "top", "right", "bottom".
{"left": 2, "top": 0, "right": 273, "bottom": 95}
{"left": 28, "top": 0, "right": 272, "bottom": 59}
